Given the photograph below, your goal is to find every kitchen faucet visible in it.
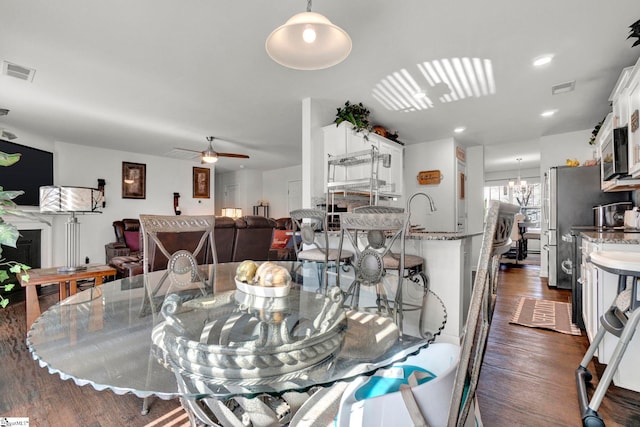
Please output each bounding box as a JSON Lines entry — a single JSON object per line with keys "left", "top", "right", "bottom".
{"left": 407, "top": 191, "right": 437, "bottom": 213}
{"left": 407, "top": 192, "right": 437, "bottom": 228}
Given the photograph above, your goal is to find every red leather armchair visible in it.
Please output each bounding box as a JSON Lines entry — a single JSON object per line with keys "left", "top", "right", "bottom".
{"left": 105, "top": 218, "right": 143, "bottom": 278}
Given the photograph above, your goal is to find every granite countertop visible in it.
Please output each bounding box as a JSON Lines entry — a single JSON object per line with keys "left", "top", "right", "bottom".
{"left": 406, "top": 231, "right": 481, "bottom": 240}
{"left": 581, "top": 230, "right": 640, "bottom": 244}
{"left": 325, "top": 230, "right": 479, "bottom": 240}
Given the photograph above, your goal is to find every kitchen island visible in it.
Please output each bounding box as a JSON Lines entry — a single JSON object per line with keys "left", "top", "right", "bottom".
{"left": 327, "top": 230, "right": 480, "bottom": 344}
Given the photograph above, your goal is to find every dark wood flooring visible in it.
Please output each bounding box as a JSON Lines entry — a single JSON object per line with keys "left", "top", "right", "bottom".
{"left": 479, "top": 264, "right": 640, "bottom": 427}
{"left": 1, "top": 265, "right": 639, "bottom": 426}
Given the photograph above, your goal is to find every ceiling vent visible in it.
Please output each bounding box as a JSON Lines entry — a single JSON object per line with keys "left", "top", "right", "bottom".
{"left": 551, "top": 80, "right": 575, "bottom": 95}
{"left": 2, "top": 61, "right": 36, "bottom": 82}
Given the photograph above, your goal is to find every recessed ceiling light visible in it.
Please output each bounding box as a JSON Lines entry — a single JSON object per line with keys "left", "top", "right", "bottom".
{"left": 454, "top": 126, "right": 466, "bottom": 133}
{"left": 533, "top": 55, "right": 553, "bottom": 67}
{"left": 541, "top": 109, "right": 558, "bottom": 117}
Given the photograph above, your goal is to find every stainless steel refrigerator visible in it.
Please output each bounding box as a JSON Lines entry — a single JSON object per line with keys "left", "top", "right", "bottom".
{"left": 544, "top": 165, "right": 630, "bottom": 289}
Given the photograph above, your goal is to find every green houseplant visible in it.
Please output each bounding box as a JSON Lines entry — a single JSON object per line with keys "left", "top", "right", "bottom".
{"left": 0, "top": 151, "right": 32, "bottom": 308}
{"left": 334, "top": 101, "right": 372, "bottom": 135}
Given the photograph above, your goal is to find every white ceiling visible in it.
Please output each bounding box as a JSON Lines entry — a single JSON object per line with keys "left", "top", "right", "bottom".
{"left": 0, "top": 1, "right": 639, "bottom": 173}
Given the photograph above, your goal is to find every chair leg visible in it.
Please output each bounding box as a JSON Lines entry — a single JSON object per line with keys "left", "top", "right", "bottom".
{"left": 576, "top": 309, "right": 640, "bottom": 426}
{"left": 141, "top": 396, "right": 150, "bottom": 415}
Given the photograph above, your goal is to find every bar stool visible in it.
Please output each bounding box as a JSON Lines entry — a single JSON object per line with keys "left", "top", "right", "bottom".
{"left": 576, "top": 250, "right": 640, "bottom": 427}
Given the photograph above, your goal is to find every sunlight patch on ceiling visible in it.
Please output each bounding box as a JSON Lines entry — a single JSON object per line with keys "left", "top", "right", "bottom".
{"left": 373, "top": 57, "right": 495, "bottom": 112}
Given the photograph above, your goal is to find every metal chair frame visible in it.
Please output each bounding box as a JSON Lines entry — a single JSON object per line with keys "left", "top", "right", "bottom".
{"left": 290, "top": 208, "right": 352, "bottom": 291}
{"left": 337, "top": 211, "right": 410, "bottom": 335}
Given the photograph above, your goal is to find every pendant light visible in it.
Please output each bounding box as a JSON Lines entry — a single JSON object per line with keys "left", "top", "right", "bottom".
{"left": 265, "top": 0, "right": 352, "bottom": 70}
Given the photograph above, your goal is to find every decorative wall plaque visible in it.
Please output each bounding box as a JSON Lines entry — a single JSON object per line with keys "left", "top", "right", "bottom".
{"left": 417, "top": 170, "right": 442, "bottom": 185}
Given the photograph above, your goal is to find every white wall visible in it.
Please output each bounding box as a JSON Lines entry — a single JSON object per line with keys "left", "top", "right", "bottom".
{"left": 404, "top": 137, "right": 457, "bottom": 232}
{"left": 484, "top": 167, "right": 541, "bottom": 184}
{"left": 214, "top": 169, "right": 262, "bottom": 216}
{"left": 50, "top": 141, "right": 214, "bottom": 267}
{"left": 466, "top": 145, "right": 485, "bottom": 266}
{"left": 262, "top": 165, "right": 302, "bottom": 218}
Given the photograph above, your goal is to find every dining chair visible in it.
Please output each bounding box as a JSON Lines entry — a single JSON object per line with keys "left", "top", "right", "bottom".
{"left": 290, "top": 208, "right": 353, "bottom": 290}
{"left": 352, "top": 205, "right": 431, "bottom": 338}
{"left": 138, "top": 214, "right": 217, "bottom": 414}
{"left": 290, "top": 200, "right": 518, "bottom": 427}
{"left": 337, "top": 211, "right": 410, "bottom": 335}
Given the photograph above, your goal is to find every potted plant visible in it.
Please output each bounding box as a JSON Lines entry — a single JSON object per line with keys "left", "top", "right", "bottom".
{"left": 0, "top": 151, "right": 33, "bottom": 308}
{"left": 334, "top": 101, "right": 372, "bottom": 136}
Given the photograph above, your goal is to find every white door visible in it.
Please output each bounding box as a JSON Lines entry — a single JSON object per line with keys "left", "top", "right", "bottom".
{"left": 224, "top": 184, "right": 239, "bottom": 214}
{"left": 288, "top": 180, "right": 302, "bottom": 214}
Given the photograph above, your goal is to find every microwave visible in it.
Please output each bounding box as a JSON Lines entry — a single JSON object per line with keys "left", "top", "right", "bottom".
{"left": 601, "top": 126, "right": 629, "bottom": 181}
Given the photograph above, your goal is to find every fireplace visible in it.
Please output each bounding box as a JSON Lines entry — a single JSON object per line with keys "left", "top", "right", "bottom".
{"left": 1, "top": 229, "right": 42, "bottom": 301}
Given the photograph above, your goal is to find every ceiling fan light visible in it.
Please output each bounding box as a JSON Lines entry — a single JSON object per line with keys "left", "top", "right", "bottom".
{"left": 201, "top": 150, "right": 218, "bottom": 163}
{"left": 265, "top": 11, "right": 352, "bottom": 70}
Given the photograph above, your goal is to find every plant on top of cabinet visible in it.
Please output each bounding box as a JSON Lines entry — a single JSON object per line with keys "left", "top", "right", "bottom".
{"left": 334, "top": 101, "right": 372, "bottom": 135}
{"left": 589, "top": 117, "right": 605, "bottom": 145}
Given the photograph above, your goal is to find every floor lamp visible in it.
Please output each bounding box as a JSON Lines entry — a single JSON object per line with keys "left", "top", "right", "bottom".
{"left": 39, "top": 186, "right": 102, "bottom": 272}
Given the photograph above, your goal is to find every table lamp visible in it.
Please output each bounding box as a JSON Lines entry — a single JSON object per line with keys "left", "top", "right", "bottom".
{"left": 39, "top": 186, "right": 102, "bottom": 272}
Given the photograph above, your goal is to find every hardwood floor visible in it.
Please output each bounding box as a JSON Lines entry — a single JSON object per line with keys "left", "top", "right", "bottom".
{"left": 1, "top": 265, "right": 639, "bottom": 426}
{"left": 478, "top": 264, "right": 640, "bottom": 427}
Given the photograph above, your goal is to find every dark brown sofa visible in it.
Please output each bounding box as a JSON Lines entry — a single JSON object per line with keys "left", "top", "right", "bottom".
{"left": 106, "top": 215, "right": 276, "bottom": 277}
{"left": 232, "top": 216, "right": 276, "bottom": 262}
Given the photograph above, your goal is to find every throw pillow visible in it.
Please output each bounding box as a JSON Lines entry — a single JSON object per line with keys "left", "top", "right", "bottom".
{"left": 271, "top": 229, "right": 292, "bottom": 249}
{"left": 124, "top": 230, "right": 140, "bottom": 252}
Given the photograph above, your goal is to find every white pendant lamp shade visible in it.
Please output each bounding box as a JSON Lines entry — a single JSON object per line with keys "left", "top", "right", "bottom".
{"left": 266, "top": 11, "right": 352, "bottom": 70}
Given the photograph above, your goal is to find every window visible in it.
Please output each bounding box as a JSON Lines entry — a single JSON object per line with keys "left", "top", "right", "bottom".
{"left": 484, "top": 182, "right": 541, "bottom": 226}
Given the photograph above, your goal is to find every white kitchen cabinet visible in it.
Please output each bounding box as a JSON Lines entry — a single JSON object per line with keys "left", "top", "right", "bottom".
{"left": 323, "top": 122, "right": 404, "bottom": 201}
{"left": 581, "top": 237, "right": 640, "bottom": 392}
{"left": 628, "top": 57, "right": 640, "bottom": 177}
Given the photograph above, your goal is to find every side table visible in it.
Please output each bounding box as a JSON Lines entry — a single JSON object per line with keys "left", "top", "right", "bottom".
{"left": 252, "top": 205, "right": 269, "bottom": 217}
{"left": 18, "top": 264, "right": 116, "bottom": 330}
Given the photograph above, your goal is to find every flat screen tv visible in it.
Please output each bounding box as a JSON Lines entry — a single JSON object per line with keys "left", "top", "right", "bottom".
{"left": 0, "top": 139, "right": 54, "bottom": 206}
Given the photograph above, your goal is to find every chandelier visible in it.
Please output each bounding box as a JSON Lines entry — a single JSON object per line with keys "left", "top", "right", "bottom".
{"left": 509, "top": 158, "right": 532, "bottom": 206}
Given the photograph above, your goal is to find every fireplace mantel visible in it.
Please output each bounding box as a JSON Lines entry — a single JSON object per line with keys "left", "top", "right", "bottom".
{"left": 2, "top": 214, "right": 52, "bottom": 268}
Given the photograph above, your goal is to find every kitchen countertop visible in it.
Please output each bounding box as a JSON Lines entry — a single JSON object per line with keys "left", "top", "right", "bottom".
{"left": 406, "top": 231, "right": 481, "bottom": 240}
{"left": 581, "top": 230, "right": 640, "bottom": 244}
{"left": 325, "top": 230, "right": 480, "bottom": 240}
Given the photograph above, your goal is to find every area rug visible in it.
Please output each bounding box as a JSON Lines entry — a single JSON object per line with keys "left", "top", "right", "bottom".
{"left": 509, "top": 297, "right": 581, "bottom": 336}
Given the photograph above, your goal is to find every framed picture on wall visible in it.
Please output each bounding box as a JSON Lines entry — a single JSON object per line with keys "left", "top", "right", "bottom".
{"left": 193, "top": 167, "right": 210, "bottom": 199}
{"left": 122, "top": 161, "right": 146, "bottom": 199}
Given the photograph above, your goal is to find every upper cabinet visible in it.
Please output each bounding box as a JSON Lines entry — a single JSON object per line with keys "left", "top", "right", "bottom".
{"left": 627, "top": 59, "right": 640, "bottom": 177}
{"left": 323, "top": 122, "right": 404, "bottom": 203}
{"left": 600, "top": 56, "right": 640, "bottom": 191}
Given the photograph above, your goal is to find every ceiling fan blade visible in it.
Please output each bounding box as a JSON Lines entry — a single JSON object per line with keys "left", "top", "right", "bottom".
{"left": 216, "top": 152, "right": 250, "bottom": 159}
{"left": 173, "top": 147, "right": 201, "bottom": 154}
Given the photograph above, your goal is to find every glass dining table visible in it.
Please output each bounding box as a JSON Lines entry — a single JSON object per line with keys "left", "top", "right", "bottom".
{"left": 27, "top": 261, "right": 446, "bottom": 424}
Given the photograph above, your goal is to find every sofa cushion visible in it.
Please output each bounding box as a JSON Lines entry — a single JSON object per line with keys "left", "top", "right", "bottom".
{"left": 124, "top": 230, "right": 140, "bottom": 252}
{"left": 271, "top": 229, "right": 292, "bottom": 249}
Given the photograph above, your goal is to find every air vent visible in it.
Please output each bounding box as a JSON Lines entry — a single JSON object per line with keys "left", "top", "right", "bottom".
{"left": 2, "top": 61, "right": 36, "bottom": 82}
{"left": 551, "top": 80, "right": 575, "bottom": 95}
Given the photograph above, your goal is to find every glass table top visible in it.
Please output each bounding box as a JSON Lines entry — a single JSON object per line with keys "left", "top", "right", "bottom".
{"left": 27, "top": 262, "right": 446, "bottom": 400}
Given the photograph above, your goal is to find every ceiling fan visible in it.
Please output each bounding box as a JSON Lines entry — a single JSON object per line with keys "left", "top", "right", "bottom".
{"left": 175, "top": 136, "right": 250, "bottom": 164}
